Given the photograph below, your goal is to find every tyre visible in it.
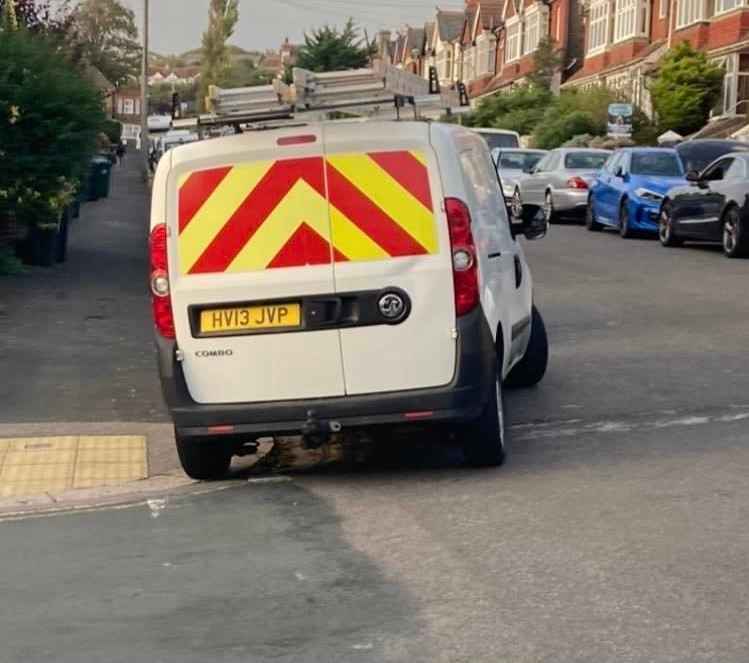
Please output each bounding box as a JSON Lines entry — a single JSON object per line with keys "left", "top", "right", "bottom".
{"left": 505, "top": 306, "right": 549, "bottom": 388}
{"left": 619, "top": 199, "right": 633, "bottom": 238}
{"left": 511, "top": 188, "right": 523, "bottom": 220}
{"left": 544, "top": 191, "right": 556, "bottom": 223}
{"left": 175, "top": 430, "right": 233, "bottom": 480}
{"left": 722, "top": 207, "right": 749, "bottom": 258}
{"left": 585, "top": 197, "right": 603, "bottom": 231}
{"left": 461, "top": 359, "right": 506, "bottom": 468}
{"left": 658, "top": 201, "right": 682, "bottom": 247}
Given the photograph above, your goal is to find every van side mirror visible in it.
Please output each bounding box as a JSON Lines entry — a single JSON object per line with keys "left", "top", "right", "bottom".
{"left": 686, "top": 169, "right": 701, "bottom": 183}
{"left": 511, "top": 205, "right": 548, "bottom": 241}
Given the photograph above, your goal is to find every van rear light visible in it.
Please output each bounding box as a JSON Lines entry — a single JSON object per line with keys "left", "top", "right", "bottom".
{"left": 149, "top": 224, "right": 175, "bottom": 339}
{"left": 445, "top": 197, "right": 479, "bottom": 317}
{"left": 567, "top": 176, "right": 588, "bottom": 190}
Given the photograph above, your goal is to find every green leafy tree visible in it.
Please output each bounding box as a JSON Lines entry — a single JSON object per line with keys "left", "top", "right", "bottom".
{"left": 534, "top": 110, "right": 598, "bottom": 148}
{"left": 527, "top": 38, "right": 563, "bottom": 91}
{"left": 73, "top": 0, "right": 141, "bottom": 86}
{"left": 648, "top": 42, "right": 724, "bottom": 135}
{"left": 2, "top": 0, "right": 18, "bottom": 30}
{"left": 200, "top": 0, "right": 239, "bottom": 107}
{"left": 0, "top": 29, "right": 104, "bottom": 225}
{"left": 0, "top": 0, "right": 70, "bottom": 33}
{"left": 220, "top": 59, "right": 272, "bottom": 88}
{"left": 296, "top": 19, "right": 373, "bottom": 72}
{"left": 464, "top": 85, "right": 551, "bottom": 134}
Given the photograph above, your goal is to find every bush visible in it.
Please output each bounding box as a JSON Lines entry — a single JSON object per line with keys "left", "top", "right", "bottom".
{"left": 0, "top": 29, "right": 105, "bottom": 227}
{"left": 102, "top": 118, "right": 123, "bottom": 145}
{"left": 534, "top": 110, "right": 598, "bottom": 149}
{"left": 648, "top": 42, "right": 724, "bottom": 136}
{"left": 463, "top": 85, "right": 551, "bottom": 135}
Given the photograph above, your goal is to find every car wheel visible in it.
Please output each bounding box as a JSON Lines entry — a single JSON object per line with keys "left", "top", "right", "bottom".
{"left": 461, "top": 358, "right": 506, "bottom": 468}
{"left": 505, "top": 306, "right": 549, "bottom": 389}
{"left": 658, "top": 201, "right": 682, "bottom": 247}
{"left": 175, "top": 429, "right": 233, "bottom": 481}
{"left": 722, "top": 207, "right": 749, "bottom": 258}
{"left": 511, "top": 189, "right": 523, "bottom": 220}
{"left": 585, "top": 196, "right": 603, "bottom": 231}
{"left": 619, "top": 199, "right": 633, "bottom": 238}
{"left": 544, "top": 191, "right": 556, "bottom": 223}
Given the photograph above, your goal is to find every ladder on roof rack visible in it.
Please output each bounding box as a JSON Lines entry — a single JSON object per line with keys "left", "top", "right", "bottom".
{"left": 201, "top": 62, "right": 470, "bottom": 131}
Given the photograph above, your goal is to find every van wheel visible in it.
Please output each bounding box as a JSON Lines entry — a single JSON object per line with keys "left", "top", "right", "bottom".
{"left": 462, "top": 365, "right": 506, "bottom": 468}
{"left": 505, "top": 306, "right": 549, "bottom": 388}
{"left": 175, "top": 430, "right": 233, "bottom": 481}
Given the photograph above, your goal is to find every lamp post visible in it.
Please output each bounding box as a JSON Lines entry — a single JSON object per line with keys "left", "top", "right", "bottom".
{"left": 140, "top": 0, "right": 150, "bottom": 166}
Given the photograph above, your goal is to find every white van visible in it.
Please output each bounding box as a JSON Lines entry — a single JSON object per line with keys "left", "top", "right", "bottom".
{"left": 473, "top": 128, "right": 522, "bottom": 151}
{"left": 150, "top": 121, "right": 549, "bottom": 479}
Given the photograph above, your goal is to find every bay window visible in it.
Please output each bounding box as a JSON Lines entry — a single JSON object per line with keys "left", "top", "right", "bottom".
{"left": 613, "top": 0, "right": 649, "bottom": 42}
{"left": 675, "top": 0, "right": 706, "bottom": 28}
{"left": 715, "top": 0, "right": 743, "bottom": 13}
{"left": 506, "top": 19, "right": 521, "bottom": 62}
{"left": 588, "top": 0, "right": 610, "bottom": 54}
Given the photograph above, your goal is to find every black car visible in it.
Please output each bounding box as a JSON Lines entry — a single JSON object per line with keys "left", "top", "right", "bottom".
{"left": 675, "top": 139, "right": 749, "bottom": 173}
{"left": 659, "top": 151, "right": 749, "bottom": 258}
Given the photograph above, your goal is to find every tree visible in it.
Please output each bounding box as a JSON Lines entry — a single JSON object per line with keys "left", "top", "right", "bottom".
{"left": 0, "top": 0, "right": 72, "bottom": 35}
{"left": 296, "top": 19, "right": 373, "bottom": 72}
{"left": 527, "top": 38, "right": 563, "bottom": 91}
{"left": 220, "top": 59, "right": 272, "bottom": 88}
{"left": 73, "top": 0, "right": 141, "bottom": 87}
{"left": 200, "top": 0, "right": 239, "bottom": 107}
{"left": 0, "top": 29, "right": 104, "bottom": 223}
{"left": 648, "top": 42, "right": 724, "bottom": 135}
{"left": 463, "top": 85, "right": 551, "bottom": 134}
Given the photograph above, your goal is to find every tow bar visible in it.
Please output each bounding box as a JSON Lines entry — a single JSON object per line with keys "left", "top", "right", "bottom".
{"left": 301, "top": 410, "right": 343, "bottom": 449}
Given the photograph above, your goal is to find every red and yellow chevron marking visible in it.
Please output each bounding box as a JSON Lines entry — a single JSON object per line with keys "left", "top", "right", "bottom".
{"left": 177, "top": 150, "right": 436, "bottom": 275}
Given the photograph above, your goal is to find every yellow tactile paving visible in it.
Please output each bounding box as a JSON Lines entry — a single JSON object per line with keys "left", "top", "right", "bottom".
{"left": 0, "top": 436, "right": 147, "bottom": 498}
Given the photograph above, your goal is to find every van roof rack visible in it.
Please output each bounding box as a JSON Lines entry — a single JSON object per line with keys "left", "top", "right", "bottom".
{"left": 199, "top": 61, "right": 470, "bottom": 133}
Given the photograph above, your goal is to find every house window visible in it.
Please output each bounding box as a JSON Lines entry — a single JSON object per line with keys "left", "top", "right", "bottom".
{"left": 715, "top": 0, "right": 742, "bottom": 13}
{"left": 587, "top": 0, "right": 610, "bottom": 54}
{"left": 675, "top": 0, "right": 706, "bottom": 28}
{"left": 523, "top": 7, "right": 549, "bottom": 55}
{"left": 614, "top": 0, "right": 648, "bottom": 41}
{"left": 477, "top": 34, "right": 497, "bottom": 76}
{"left": 506, "top": 20, "right": 521, "bottom": 62}
{"left": 659, "top": 0, "right": 669, "bottom": 18}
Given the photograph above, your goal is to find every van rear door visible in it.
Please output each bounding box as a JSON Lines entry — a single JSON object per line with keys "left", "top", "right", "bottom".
{"left": 167, "top": 127, "right": 345, "bottom": 405}
{"left": 322, "top": 122, "right": 456, "bottom": 395}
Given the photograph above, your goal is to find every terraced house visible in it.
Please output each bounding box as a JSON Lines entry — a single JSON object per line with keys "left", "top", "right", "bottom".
{"left": 562, "top": 0, "right": 749, "bottom": 119}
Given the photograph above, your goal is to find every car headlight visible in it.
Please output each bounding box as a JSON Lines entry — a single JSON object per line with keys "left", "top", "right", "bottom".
{"left": 634, "top": 188, "right": 664, "bottom": 203}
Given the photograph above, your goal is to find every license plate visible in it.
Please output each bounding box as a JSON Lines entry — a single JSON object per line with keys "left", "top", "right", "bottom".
{"left": 200, "top": 303, "right": 301, "bottom": 334}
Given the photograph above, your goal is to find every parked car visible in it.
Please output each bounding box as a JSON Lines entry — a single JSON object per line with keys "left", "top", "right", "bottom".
{"left": 492, "top": 148, "right": 547, "bottom": 203}
{"left": 659, "top": 151, "right": 749, "bottom": 258}
{"left": 473, "top": 128, "right": 521, "bottom": 150}
{"left": 150, "top": 121, "right": 550, "bottom": 479}
{"left": 511, "top": 148, "right": 611, "bottom": 222}
{"left": 675, "top": 139, "right": 749, "bottom": 174}
{"left": 587, "top": 148, "right": 686, "bottom": 238}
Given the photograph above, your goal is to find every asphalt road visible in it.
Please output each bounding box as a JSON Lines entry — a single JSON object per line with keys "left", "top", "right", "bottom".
{"left": 3, "top": 223, "right": 749, "bottom": 662}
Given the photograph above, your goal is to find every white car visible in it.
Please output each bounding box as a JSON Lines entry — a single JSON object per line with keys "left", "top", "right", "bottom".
{"left": 150, "top": 121, "right": 550, "bottom": 479}
{"left": 473, "top": 128, "right": 521, "bottom": 151}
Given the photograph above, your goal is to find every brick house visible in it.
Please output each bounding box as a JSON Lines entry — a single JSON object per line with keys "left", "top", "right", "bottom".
{"left": 563, "top": 0, "right": 749, "bottom": 117}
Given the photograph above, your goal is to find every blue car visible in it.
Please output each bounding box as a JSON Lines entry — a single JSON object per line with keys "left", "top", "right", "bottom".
{"left": 586, "top": 148, "right": 687, "bottom": 237}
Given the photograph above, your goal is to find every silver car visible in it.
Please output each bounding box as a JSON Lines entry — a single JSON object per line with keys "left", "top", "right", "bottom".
{"left": 491, "top": 148, "right": 548, "bottom": 204}
{"left": 511, "top": 148, "right": 611, "bottom": 222}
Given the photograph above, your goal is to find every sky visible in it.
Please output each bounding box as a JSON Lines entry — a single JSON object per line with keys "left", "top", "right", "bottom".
{"left": 119, "top": 0, "right": 463, "bottom": 55}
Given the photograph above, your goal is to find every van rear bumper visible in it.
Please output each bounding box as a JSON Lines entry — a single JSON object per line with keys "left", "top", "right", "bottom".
{"left": 156, "top": 308, "right": 496, "bottom": 439}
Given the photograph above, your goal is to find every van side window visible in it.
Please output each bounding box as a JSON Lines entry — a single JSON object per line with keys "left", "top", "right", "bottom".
{"left": 459, "top": 146, "right": 513, "bottom": 239}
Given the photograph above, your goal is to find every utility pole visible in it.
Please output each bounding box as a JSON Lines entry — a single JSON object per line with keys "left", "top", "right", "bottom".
{"left": 140, "top": 0, "right": 150, "bottom": 166}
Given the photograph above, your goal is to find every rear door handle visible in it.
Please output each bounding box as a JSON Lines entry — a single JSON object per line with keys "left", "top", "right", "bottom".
{"left": 488, "top": 252, "right": 502, "bottom": 259}
{"left": 514, "top": 255, "right": 522, "bottom": 288}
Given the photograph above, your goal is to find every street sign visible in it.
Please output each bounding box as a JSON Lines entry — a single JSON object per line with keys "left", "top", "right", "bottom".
{"left": 607, "top": 103, "right": 633, "bottom": 138}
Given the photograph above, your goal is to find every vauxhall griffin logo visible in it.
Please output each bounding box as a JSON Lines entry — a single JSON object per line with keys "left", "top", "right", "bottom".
{"left": 196, "top": 349, "right": 234, "bottom": 358}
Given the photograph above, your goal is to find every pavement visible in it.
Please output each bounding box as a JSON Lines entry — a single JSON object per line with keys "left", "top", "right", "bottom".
{"left": 2, "top": 183, "right": 749, "bottom": 660}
